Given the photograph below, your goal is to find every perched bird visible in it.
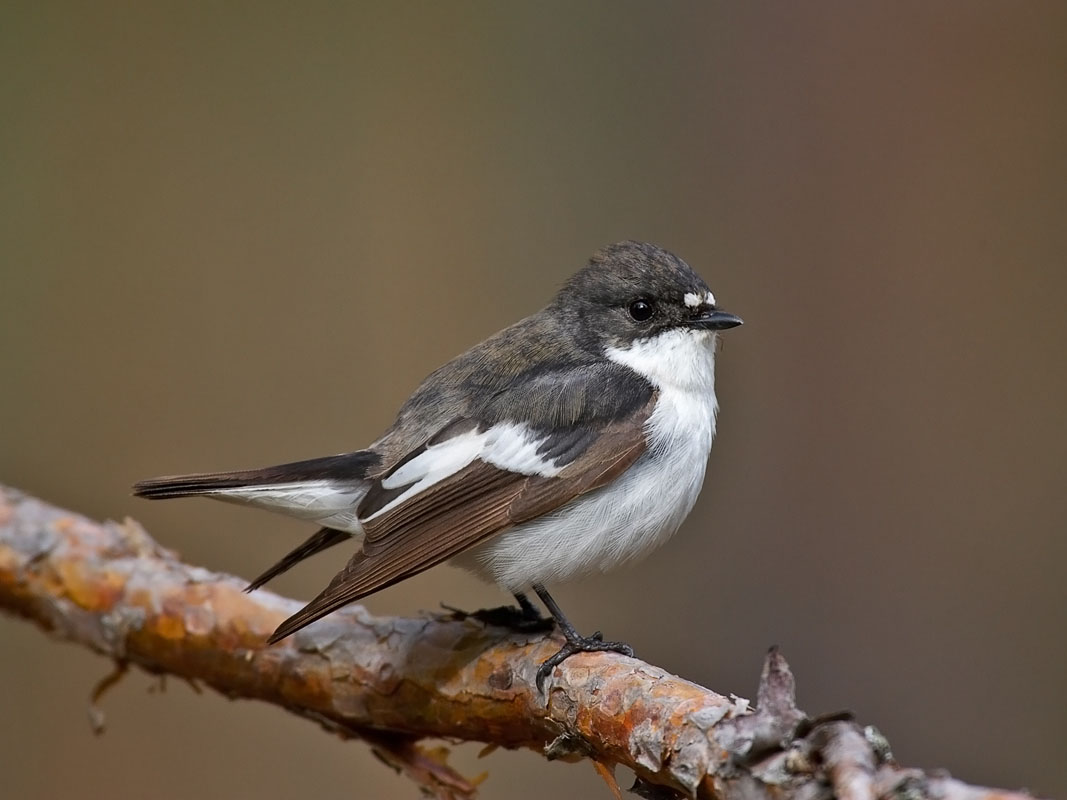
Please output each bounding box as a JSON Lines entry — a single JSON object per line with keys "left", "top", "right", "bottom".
{"left": 134, "top": 241, "right": 743, "bottom": 689}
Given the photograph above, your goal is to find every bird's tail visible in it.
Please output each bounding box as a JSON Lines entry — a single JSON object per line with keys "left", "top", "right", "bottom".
{"left": 244, "top": 526, "right": 351, "bottom": 592}
{"left": 132, "top": 451, "right": 380, "bottom": 499}
{"left": 133, "top": 450, "right": 382, "bottom": 589}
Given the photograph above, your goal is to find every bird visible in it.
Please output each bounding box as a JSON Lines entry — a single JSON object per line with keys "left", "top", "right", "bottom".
{"left": 133, "top": 240, "right": 743, "bottom": 690}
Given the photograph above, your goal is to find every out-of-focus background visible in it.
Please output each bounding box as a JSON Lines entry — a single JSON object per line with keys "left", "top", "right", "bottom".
{"left": 2, "top": 2, "right": 1064, "bottom": 798}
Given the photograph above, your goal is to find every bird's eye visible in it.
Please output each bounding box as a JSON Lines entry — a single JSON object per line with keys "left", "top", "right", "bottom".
{"left": 628, "top": 299, "right": 654, "bottom": 322}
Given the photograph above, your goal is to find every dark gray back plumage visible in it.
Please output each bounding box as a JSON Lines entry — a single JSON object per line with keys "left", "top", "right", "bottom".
{"left": 370, "top": 240, "right": 710, "bottom": 468}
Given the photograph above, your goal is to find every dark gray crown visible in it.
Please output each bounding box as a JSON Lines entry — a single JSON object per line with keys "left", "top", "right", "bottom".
{"left": 553, "top": 240, "right": 717, "bottom": 349}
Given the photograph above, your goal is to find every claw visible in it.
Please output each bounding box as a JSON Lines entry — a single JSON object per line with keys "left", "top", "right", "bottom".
{"left": 528, "top": 583, "right": 636, "bottom": 693}
{"left": 534, "top": 633, "right": 635, "bottom": 693}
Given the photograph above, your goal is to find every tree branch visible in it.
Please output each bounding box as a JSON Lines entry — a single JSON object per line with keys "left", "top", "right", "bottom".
{"left": 0, "top": 485, "right": 1038, "bottom": 800}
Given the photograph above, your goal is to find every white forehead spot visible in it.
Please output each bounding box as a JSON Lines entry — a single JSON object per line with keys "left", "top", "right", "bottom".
{"left": 705, "top": 290, "right": 716, "bottom": 306}
{"left": 684, "top": 292, "right": 703, "bottom": 308}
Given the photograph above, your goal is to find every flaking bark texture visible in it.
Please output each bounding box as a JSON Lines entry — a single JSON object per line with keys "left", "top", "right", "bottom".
{"left": 0, "top": 485, "right": 1040, "bottom": 800}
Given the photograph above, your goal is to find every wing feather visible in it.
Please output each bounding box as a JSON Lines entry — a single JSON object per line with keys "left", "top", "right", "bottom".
{"left": 269, "top": 393, "right": 657, "bottom": 643}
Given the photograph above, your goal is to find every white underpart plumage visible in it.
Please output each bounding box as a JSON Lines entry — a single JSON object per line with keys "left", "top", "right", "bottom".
{"left": 208, "top": 481, "right": 369, "bottom": 534}
{"left": 459, "top": 326, "right": 720, "bottom": 589}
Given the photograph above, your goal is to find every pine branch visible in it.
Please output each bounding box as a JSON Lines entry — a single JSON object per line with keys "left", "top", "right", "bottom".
{"left": 0, "top": 484, "right": 1038, "bottom": 800}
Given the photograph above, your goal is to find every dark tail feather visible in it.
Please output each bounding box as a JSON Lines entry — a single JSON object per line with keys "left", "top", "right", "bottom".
{"left": 132, "top": 471, "right": 273, "bottom": 499}
{"left": 132, "top": 451, "right": 382, "bottom": 499}
{"left": 244, "top": 527, "right": 351, "bottom": 592}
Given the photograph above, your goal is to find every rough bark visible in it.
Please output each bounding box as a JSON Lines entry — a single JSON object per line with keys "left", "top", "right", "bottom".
{"left": 0, "top": 485, "right": 1039, "bottom": 800}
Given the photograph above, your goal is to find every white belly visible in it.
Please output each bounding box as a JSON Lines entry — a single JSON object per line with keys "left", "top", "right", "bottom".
{"left": 459, "top": 328, "right": 720, "bottom": 590}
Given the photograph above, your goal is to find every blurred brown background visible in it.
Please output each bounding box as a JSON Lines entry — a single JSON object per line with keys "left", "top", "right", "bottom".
{"left": 2, "top": 2, "right": 1064, "bottom": 798}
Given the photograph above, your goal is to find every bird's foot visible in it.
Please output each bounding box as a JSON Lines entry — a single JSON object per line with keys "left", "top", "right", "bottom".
{"left": 535, "top": 631, "right": 634, "bottom": 693}
{"left": 475, "top": 604, "right": 555, "bottom": 633}
{"left": 442, "top": 602, "right": 554, "bottom": 633}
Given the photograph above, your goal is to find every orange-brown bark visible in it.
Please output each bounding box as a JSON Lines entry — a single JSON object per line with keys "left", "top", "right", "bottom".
{"left": 0, "top": 485, "right": 1039, "bottom": 800}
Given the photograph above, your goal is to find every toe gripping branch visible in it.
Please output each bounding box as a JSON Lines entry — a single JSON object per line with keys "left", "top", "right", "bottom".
{"left": 531, "top": 584, "right": 634, "bottom": 693}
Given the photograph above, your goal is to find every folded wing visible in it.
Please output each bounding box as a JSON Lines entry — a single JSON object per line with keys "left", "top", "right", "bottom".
{"left": 268, "top": 392, "right": 656, "bottom": 642}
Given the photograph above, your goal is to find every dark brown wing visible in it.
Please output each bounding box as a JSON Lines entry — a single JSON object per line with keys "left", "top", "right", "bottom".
{"left": 267, "top": 394, "right": 656, "bottom": 643}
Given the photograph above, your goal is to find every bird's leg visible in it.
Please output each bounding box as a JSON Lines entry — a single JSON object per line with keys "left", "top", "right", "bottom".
{"left": 442, "top": 591, "right": 552, "bottom": 632}
{"left": 532, "top": 583, "right": 634, "bottom": 693}
{"left": 513, "top": 591, "right": 545, "bottom": 623}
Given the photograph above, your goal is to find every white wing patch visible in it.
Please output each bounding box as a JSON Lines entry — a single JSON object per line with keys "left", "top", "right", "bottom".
{"left": 382, "top": 429, "right": 484, "bottom": 491}
{"left": 366, "top": 422, "right": 563, "bottom": 521}
{"left": 481, "top": 422, "right": 564, "bottom": 477}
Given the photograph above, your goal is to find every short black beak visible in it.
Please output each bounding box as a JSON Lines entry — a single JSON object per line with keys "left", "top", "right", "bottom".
{"left": 689, "top": 309, "right": 744, "bottom": 330}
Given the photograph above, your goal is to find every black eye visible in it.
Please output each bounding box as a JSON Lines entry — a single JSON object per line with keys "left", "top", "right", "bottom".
{"left": 628, "top": 299, "right": 654, "bottom": 322}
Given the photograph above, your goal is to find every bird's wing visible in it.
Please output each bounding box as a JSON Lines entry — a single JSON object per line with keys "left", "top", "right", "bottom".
{"left": 268, "top": 372, "right": 656, "bottom": 642}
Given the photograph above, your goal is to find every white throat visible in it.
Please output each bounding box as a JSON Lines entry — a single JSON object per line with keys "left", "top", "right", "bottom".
{"left": 606, "top": 328, "right": 719, "bottom": 458}
{"left": 606, "top": 327, "right": 718, "bottom": 396}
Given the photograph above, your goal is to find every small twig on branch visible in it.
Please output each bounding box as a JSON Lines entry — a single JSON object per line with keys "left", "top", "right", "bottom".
{"left": 0, "top": 485, "right": 1039, "bottom": 800}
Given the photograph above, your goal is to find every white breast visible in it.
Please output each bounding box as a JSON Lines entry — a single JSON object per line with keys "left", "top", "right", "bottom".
{"left": 463, "top": 328, "right": 720, "bottom": 590}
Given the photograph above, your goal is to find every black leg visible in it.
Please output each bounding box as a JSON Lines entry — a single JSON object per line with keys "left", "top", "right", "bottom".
{"left": 532, "top": 583, "right": 634, "bottom": 692}
{"left": 513, "top": 591, "right": 542, "bottom": 622}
